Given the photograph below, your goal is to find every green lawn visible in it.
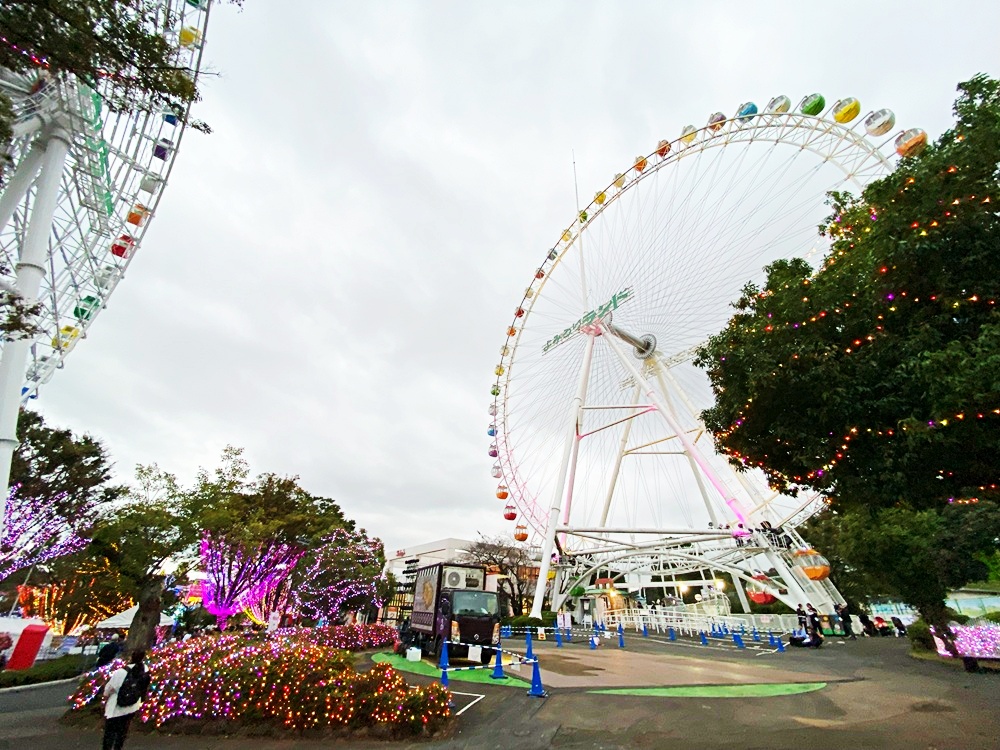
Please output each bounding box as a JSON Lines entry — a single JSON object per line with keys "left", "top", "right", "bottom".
{"left": 372, "top": 652, "right": 531, "bottom": 687}
{"left": 0, "top": 654, "right": 90, "bottom": 689}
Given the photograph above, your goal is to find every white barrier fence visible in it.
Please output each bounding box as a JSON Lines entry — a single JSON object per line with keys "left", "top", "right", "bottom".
{"left": 603, "top": 606, "right": 799, "bottom": 638}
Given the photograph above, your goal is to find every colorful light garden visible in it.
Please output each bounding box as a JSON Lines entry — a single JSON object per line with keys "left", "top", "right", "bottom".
{"left": 67, "top": 625, "right": 452, "bottom": 737}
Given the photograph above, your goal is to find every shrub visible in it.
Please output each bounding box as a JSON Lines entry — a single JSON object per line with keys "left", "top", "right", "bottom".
{"left": 66, "top": 626, "right": 448, "bottom": 737}
{"left": 979, "top": 610, "right": 1000, "bottom": 624}
{"left": 907, "top": 620, "right": 936, "bottom": 652}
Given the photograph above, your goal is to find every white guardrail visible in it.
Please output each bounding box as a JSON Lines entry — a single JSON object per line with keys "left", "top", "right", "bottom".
{"left": 603, "top": 606, "right": 799, "bottom": 637}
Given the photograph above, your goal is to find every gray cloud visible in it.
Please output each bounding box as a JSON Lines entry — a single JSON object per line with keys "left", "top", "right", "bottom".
{"left": 33, "top": 0, "right": 1000, "bottom": 552}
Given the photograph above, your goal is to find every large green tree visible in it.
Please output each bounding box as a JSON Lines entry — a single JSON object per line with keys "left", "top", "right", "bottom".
{"left": 10, "top": 409, "right": 123, "bottom": 515}
{"left": 90, "top": 463, "right": 196, "bottom": 653}
{"left": 696, "top": 76, "right": 1000, "bottom": 668}
{"left": 697, "top": 76, "right": 1000, "bottom": 509}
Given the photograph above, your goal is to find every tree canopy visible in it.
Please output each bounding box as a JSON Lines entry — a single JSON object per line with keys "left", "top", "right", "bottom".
{"left": 0, "top": 0, "right": 242, "bottom": 145}
{"left": 697, "top": 75, "right": 1000, "bottom": 513}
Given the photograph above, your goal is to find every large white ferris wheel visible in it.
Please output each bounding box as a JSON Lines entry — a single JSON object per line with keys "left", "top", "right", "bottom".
{"left": 488, "top": 94, "right": 928, "bottom": 618}
{"left": 0, "top": 1, "right": 213, "bottom": 496}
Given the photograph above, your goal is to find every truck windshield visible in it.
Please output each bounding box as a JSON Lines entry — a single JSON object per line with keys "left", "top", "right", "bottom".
{"left": 452, "top": 591, "right": 499, "bottom": 616}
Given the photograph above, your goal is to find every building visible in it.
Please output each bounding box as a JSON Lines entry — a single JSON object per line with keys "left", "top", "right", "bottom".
{"left": 383, "top": 538, "right": 476, "bottom": 579}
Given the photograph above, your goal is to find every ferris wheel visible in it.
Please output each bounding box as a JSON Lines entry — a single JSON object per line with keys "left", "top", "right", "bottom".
{"left": 0, "top": 1, "right": 213, "bottom": 489}
{"left": 488, "top": 94, "right": 927, "bottom": 617}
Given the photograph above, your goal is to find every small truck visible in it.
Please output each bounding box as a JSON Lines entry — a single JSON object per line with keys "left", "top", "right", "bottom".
{"left": 407, "top": 563, "right": 500, "bottom": 663}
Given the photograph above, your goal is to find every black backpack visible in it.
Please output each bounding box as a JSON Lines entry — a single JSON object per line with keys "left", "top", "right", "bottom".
{"left": 116, "top": 666, "right": 150, "bottom": 707}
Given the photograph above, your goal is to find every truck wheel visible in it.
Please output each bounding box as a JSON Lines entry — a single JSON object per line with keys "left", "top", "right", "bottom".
{"left": 480, "top": 647, "right": 493, "bottom": 666}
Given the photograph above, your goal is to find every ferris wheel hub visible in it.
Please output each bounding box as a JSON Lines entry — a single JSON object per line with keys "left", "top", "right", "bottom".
{"left": 606, "top": 322, "right": 657, "bottom": 359}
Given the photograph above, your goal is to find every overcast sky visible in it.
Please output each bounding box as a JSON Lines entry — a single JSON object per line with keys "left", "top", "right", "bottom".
{"left": 28, "top": 0, "right": 1000, "bottom": 556}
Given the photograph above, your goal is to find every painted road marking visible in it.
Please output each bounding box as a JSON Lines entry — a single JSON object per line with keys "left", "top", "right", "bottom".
{"left": 450, "top": 691, "right": 486, "bottom": 716}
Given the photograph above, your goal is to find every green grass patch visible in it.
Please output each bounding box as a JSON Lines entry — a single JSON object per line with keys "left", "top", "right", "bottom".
{"left": 0, "top": 654, "right": 89, "bottom": 689}
{"left": 590, "top": 682, "right": 827, "bottom": 698}
{"left": 372, "top": 653, "right": 531, "bottom": 687}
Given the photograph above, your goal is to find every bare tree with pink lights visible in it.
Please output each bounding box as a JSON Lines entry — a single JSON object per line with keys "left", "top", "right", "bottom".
{"left": 0, "top": 484, "right": 87, "bottom": 581}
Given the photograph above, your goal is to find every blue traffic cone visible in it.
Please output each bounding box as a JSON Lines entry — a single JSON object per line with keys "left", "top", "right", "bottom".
{"left": 438, "top": 640, "right": 450, "bottom": 670}
{"left": 734, "top": 634, "right": 745, "bottom": 649}
{"left": 555, "top": 629, "right": 563, "bottom": 648}
{"left": 752, "top": 628, "right": 760, "bottom": 642}
{"left": 525, "top": 630, "right": 535, "bottom": 660}
{"left": 600, "top": 622, "right": 607, "bottom": 633}
{"left": 776, "top": 637, "right": 785, "bottom": 653}
{"left": 668, "top": 627, "right": 676, "bottom": 641}
{"left": 490, "top": 646, "right": 506, "bottom": 679}
{"left": 440, "top": 667, "right": 449, "bottom": 689}
{"left": 642, "top": 623, "right": 649, "bottom": 638}
{"left": 740, "top": 624, "right": 746, "bottom": 635}
{"left": 526, "top": 658, "right": 547, "bottom": 698}
{"left": 589, "top": 635, "right": 598, "bottom": 649}
{"left": 700, "top": 631, "right": 708, "bottom": 646}
{"left": 618, "top": 629, "right": 625, "bottom": 649}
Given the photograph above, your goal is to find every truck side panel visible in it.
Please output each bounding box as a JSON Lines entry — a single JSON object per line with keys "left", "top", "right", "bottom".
{"left": 410, "top": 565, "right": 441, "bottom": 634}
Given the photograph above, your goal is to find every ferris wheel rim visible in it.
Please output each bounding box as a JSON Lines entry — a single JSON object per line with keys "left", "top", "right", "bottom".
{"left": 489, "top": 98, "right": 911, "bottom": 543}
{"left": 0, "top": 0, "right": 214, "bottom": 402}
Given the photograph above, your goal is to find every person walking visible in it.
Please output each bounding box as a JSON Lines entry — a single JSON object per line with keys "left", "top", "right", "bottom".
{"left": 837, "top": 603, "right": 857, "bottom": 640}
{"left": 102, "top": 650, "right": 149, "bottom": 750}
{"left": 795, "top": 604, "right": 807, "bottom": 635}
{"left": 806, "top": 604, "right": 823, "bottom": 648}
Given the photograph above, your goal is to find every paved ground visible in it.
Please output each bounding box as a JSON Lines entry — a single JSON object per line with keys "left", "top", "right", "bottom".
{"left": 1, "top": 634, "right": 997, "bottom": 749}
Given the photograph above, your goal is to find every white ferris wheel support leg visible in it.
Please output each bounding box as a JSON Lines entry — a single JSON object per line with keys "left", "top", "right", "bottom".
{"left": 601, "top": 327, "right": 750, "bottom": 525}
{"left": 0, "top": 144, "right": 45, "bottom": 233}
{"left": 0, "top": 131, "right": 71, "bottom": 532}
{"left": 529, "top": 331, "right": 597, "bottom": 620}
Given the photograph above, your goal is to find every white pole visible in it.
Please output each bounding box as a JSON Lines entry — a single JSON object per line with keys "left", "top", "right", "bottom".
{"left": 0, "top": 131, "right": 70, "bottom": 532}
{"left": 0, "top": 144, "right": 45, "bottom": 233}
{"left": 529, "top": 332, "right": 597, "bottom": 619}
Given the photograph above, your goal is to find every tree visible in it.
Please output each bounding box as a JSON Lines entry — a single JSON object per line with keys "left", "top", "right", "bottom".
{"left": 696, "top": 76, "right": 1000, "bottom": 670}
{"left": 462, "top": 535, "right": 534, "bottom": 617}
{"left": 200, "top": 531, "right": 302, "bottom": 628}
{"left": 191, "top": 447, "right": 356, "bottom": 629}
{"left": 294, "top": 528, "right": 386, "bottom": 623}
{"left": 806, "top": 502, "right": 1000, "bottom": 668}
{"left": 89, "top": 463, "right": 196, "bottom": 653}
{"left": 10, "top": 409, "right": 123, "bottom": 516}
{"left": 17, "top": 555, "right": 133, "bottom": 635}
{"left": 0, "top": 0, "right": 244, "bottom": 147}
{"left": 697, "top": 76, "right": 1000, "bottom": 511}
{"left": 0, "top": 485, "right": 87, "bottom": 581}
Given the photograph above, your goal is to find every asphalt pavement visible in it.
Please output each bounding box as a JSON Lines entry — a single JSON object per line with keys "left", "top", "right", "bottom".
{"left": 0, "top": 635, "right": 997, "bottom": 749}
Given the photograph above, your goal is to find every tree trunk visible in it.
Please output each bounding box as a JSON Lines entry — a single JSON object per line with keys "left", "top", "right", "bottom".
{"left": 124, "top": 575, "right": 165, "bottom": 657}
{"left": 920, "top": 602, "right": 979, "bottom": 673}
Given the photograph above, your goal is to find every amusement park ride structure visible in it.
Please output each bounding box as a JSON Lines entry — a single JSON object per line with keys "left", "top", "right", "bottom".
{"left": 487, "top": 94, "right": 927, "bottom": 617}
{"left": 0, "top": 1, "right": 214, "bottom": 527}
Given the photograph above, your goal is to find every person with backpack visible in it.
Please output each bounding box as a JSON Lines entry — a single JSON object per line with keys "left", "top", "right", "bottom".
{"left": 102, "top": 650, "right": 150, "bottom": 750}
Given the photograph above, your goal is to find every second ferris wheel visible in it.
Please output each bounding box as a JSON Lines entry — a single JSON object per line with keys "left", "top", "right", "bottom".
{"left": 487, "top": 93, "right": 926, "bottom": 617}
